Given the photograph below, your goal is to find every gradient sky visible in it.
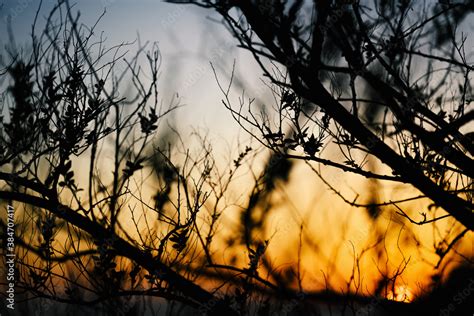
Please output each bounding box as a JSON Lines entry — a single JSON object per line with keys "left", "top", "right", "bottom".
{"left": 0, "top": 0, "right": 267, "bottom": 146}
{"left": 1, "top": 0, "right": 472, "bottom": 296}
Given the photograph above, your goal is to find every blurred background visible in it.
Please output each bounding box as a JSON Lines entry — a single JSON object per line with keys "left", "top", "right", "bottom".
{"left": 0, "top": 0, "right": 472, "bottom": 310}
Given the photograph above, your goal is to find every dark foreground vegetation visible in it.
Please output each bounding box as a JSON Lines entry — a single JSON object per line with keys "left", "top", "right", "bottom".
{"left": 0, "top": 0, "right": 473, "bottom": 315}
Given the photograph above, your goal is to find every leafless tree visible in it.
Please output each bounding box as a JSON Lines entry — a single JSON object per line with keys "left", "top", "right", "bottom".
{"left": 165, "top": 0, "right": 474, "bottom": 313}
{"left": 167, "top": 0, "right": 473, "bottom": 231}
{"left": 1, "top": 0, "right": 473, "bottom": 315}
{"left": 0, "top": 1, "right": 245, "bottom": 315}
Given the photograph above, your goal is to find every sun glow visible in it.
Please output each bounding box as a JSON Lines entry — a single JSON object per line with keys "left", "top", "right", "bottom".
{"left": 386, "top": 285, "right": 414, "bottom": 303}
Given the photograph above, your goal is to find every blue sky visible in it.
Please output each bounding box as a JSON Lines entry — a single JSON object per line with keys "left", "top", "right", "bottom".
{"left": 3, "top": 0, "right": 470, "bottom": 149}
{"left": 0, "top": 0, "right": 265, "bottom": 145}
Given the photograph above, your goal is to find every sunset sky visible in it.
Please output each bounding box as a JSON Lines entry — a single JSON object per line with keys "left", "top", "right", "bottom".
{"left": 1, "top": 0, "right": 472, "bottom": 302}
